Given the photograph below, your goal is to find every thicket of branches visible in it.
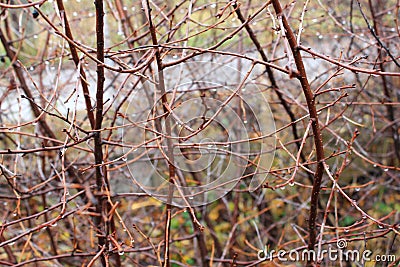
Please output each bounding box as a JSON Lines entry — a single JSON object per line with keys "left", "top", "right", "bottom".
{"left": 0, "top": 0, "right": 399, "bottom": 266}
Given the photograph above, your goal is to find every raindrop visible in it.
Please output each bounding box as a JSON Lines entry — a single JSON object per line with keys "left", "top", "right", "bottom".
{"left": 383, "top": 168, "right": 389, "bottom": 172}
{"left": 118, "top": 251, "right": 124, "bottom": 256}
{"left": 362, "top": 215, "right": 367, "bottom": 220}
{"left": 117, "top": 31, "right": 124, "bottom": 36}
{"left": 312, "top": 18, "right": 318, "bottom": 23}
{"left": 378, "top": 224, "right": 383, "bottom": 229}
{"left": 252, "top": 21, "right": 257, "bottom": 26}
{"left": 289, "top": 181, "right": 295, "bottom": 186}
{"left": 351, "top": 200, "right": 357, "bottom": 206}
{"left": 3, "top": 202, "right": 8, "bottom": 206}
{"left": 88, "top": 12, "right": 94, "bottom": 17}
{"left": 13, "top": 213, "right": 17, "bottom": 217}
{"left": 281, "top": 187, "right": 286, "bottom": 190}
{"left": 318, "top": 35, "right": 323, "bottom": 39}
{"left": 130, "top": 239, "right": 135, "bottom": 246}
{"left": 73, "top": 12, "right": 78, "bottom": 17}
{"left": 355, "top": 187, "right": 360, "bottom": 192}
{"left": 29, "top": 66, "right": 35, "bottom": 71}
{"left": 344, "top": 229, "right": 349, "bottom": 233}
{"left": 33, "top": 35, "right": 38, "bottom": 39}
{"left": 223, "top": 144, "right": 229, "bottom": 148}
{"left": 121, "top": 157, "right": 127, "bottom": 162}
{"left": 50, "top": 222, "right": 58, "bottom": 227}
{"left": 207, "top": 144, "right": 213, "bottom": 148}
{"left": 373, "top": 164, "right": 377, "bottom": 167}
{"left": 8, "top": 242, "right": 16, "bottom": 246}
{"left": 131, "top": 7, "right": 136, "bottom": 11}
{"left": 188, "top": 196, "right": 194, "bottom": 200}
{"left": 173, "top": 55, "right": 178, "bottom": 59}
{"left": 60, "top": 147, "right": 67, "bottom": 156}
{"left": 123, "top": 6, "right": 127, "bottom": 10}
{"left": 210, "top": 3, "right": 216, "bottom": 8}
{"left": 66, "top": 191, "right": 70, "bottom": 196}
{"left": 123, "top": 228, "right": 127, "bottom": 231}
{"left": 243, "top": 120, "right": 248, "bottom": 124}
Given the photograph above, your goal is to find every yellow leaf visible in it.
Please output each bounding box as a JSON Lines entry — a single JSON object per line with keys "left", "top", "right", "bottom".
{"left": 209, "top": 204, "right": 223, "bottom": 221}
{"left": 131, "top": 198, "right": 162, "bottom": 210}
{"left": 269, "top": 199, "right": 285, "bottom": 219}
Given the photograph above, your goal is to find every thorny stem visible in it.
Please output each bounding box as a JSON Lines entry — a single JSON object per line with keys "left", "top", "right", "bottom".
{"left": 270, "top": 0, "right": 325, "bottom": 263}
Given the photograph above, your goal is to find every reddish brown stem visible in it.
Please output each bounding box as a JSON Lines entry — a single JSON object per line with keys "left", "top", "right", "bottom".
{"left": 270, "top": 0, "right": 325, "bottom": 262}
{"left": 53, "top": 1, "right": 96, "bottom": 129}
{"left": 367, "top": 0, "right": 400, "bottom": 163}
{"left": 93, "top": 0, "right": 108, "bottom": 266}
{"left": 144, "top": 1, "right": 176, "bottom": 266}
{"left": 232, "top": 2, "right": 311, "bottom": 181}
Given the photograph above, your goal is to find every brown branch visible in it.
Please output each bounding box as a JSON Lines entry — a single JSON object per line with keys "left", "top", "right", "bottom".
{"left": 298, "top": 45, "right": 400, "bottom": 76}
{"left": 93, "top": 0, "right": 108, "bottom": 266}
{"left": 53, "top": 1, "right": 96, "bottom": 129}
{"left": 270, "top": 1, "right": 325, "bottom": 264}
{"left": 0, "top": 28, "right": 57, "bottom": 141}
{"left": 0, "top": 0, "right": 46, "bottom": 9}
{"left": 231, "top": 1, "right": 311, "bottom": 182}
{"left": 0, "top": 132, "right": 94, "bottom": 154}
{"left": 367, "top": 0, "right": 400, "bottom": 163}
{"left": 143, "top": 0, "right": 177, "bottom": 266}
{"left": 356, "top": 0, "right": 400, "bottom": 68}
